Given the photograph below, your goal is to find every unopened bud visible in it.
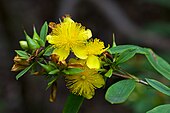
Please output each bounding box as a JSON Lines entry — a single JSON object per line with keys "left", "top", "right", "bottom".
{"left": 11, "top": 64, "right": 26, "bottom": 71}
{"left": 49, "top": 82, "right": 57, "bottom": 102}
{"left": 19, "top": 41, "right": 28, "bottom": 50}
{"left": 13, "top": 55, "right": 30, "bottom": 66}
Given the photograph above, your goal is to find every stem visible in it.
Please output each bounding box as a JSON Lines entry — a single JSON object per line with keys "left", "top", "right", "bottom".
{"left": 111, "top": 66, "right": 149, "bottom": 86}
{"left": 112, "top": 72, "right": 149, "bottom": 86}
{"left": 118, "top": 66, "right": 139, "bottom": 80}
{"left": 112, "top": 72, "right": 131, "bottom": 79}
{"left": 137, "top": 79, "right": 149, "bottom": 86}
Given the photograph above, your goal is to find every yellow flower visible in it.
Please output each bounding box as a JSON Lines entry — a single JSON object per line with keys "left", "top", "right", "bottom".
{"left": 73, "top": 38, "right": 109, "bottom": 69}
{"left": 46, "top": 16, "right": 92, "bottom": 61}
{"left": 65, "top": 59, "right": 105, "bottom": 99}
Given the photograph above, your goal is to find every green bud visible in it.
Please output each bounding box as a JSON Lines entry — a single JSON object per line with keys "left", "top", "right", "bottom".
{"left": 38, "top": 62, "right": 54, "bottom": 72}
{"left": 25, "top": 31, "right": 40, "bottom": 50}
{"left": 19, "top": 41, "right": 28, "bottom": 50}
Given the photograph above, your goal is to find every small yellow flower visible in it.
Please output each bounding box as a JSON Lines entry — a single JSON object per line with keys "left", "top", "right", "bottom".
{"left": 73, "top": 38, "right": 109, "bottom": 69}
{"left": 46, "top": 16, "right": 92, "bottom": 61}
{"left": 65, "top": 59, "right": 105, "bottom": 99}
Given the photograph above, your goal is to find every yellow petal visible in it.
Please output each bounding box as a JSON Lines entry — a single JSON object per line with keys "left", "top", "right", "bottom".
{"left": 85, "top": 29, "right": 92, "bottom": 39}
{"left": 46, "top": 35, "right": 52, "bottom": 41}
{"left": 52, "top": 48, "right": 69, "bottom": 61}
{"left": 86, "top": 55, "right": 100, "bottom": 69}
{"left": 92, "top": 74, "right": 105, "bottom": 88}
{"left": 63, "top": 17, "right": 74, "bottom": 23}
{"left": 72, "top": 46, "right": 88, "bottom": 59}
{"left": 83, "top": 92, "right": 94, "bottom": 99}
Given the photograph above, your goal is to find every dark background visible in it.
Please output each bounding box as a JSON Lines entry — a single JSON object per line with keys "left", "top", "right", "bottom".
{"left": 0, "top": 0, "right": 170, "bottom": 113}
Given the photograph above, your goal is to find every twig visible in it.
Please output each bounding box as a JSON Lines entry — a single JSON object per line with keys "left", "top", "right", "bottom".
{"left": 112, "top": 72, "right": 149, "bottom": 86}
{"left": 137, "top": 79, "right": 149, "bottom": 86}
{"left": 112, "top": 72, "right": 131, "bottom": 79}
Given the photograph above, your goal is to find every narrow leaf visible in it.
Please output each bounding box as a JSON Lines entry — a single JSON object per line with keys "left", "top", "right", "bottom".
{"left": 40, "top": 21, "right": 48, "bottom": 43}
{"left": 147, "top": 104, "right": 170, "bottom": 113}
{"left": 105, "top": 79, "right": 136, "bottom": 104}
{"left": 33, "top": 27, "right": 40, "bottom": 41}
{"left": 63, "top": 93, "right": 84, "bottom": 113}
{"left": 25, "top": 31, "right": 40, "bottom": 50}
{"left": 15, "top": 50, "right": 29, "bottom": 59}
{"left": 16, "top": 63, "right": 34, "bottom": 80}
{"left": 146, "top": 78, "right": 170, "bottom": 96}
{"left": 38, "top": 62, "right": 54, "bottom": 72}
{"left": 43, "top": 45, "right": 54, "bottom": 56}
{"left": 48, "top": 69, "right": 60, "bottom": 75}
{"left": 105, "top": 68, "right": 113, "bottom": 78}
{"left": 46, "top": 76, "right": 58, "bottom": 90}
{"left": 63, "top": 68, "right": 84, "bottom": 75}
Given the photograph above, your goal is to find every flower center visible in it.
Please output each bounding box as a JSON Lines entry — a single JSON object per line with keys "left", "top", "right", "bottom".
{"left": 81, "top": 75, "right": 86, "bottom": 80}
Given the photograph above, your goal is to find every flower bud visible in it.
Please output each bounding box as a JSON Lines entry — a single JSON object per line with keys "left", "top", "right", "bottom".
{"left": 19, "top": 41, "right": 28, "bottom": 50}
{"left": 13, "top": 55, "right": 30, "bottom": 66}
{"left": 49, "top": 82, "right": 57, "bottom": 102}
{"left": 11, "top": 64, "right": 26, "bottom": 71}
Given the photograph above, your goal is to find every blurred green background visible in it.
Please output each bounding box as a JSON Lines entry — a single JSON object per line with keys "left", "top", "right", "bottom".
{"left": 0, "top": 0, "right": 170, "bottom": 113}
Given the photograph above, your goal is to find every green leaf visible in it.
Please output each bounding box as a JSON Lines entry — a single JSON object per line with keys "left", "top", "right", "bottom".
{"left": 25, "top": 31, "right": 40, "bottom": 50}
{"left": 63, "top": 68, "right": 84, "bottom": 75}
{"left": 33, "top": 27, "right": 45, "bottom": 46}
{"left": 116, "top": 49, "right": 136, "bottom": 64}
{"left": 108, "top": 45, "right": 145, "bottom": 54}
{"left": 147, "top": 104, "right": 170, "bottom": 113}
{"left": 33, "top": 27, "right": 40, "bottom": 41}
{"left": 108, "top": 45, "right": 170, "bottom": 80}
{"left": 48, "top": 69, "right": 60, "bottom": 75}
{"left": 63, "top": 93, "right": 84, "bottom": 113}
{"left": 40, "top": 21, "right": 48, "bottom": 43}
{"left": 105, "top": 79, "right": 136, "bottom": 104}
{"left": 144, "top": 49, "right": 170, "bottom": 80}
{"left": 38, "top": 62, "right": 54, "bottom": 72}
{"left": 15, "top": 50, "right": 29, "bottom": 59}
{"left": 16, "top": 63, "right": 34, "bottom": 80}
{"left": 43, "top": 45, "right": 54, "bottom": 56}
{"left": 105, "top": 68, "right": 113, "bottom": 78}
{"left": 146, "top": 78, "right": 170, "bottom": 96}
{"left": 46, "top": 76, "right": 58, "bottom": 90}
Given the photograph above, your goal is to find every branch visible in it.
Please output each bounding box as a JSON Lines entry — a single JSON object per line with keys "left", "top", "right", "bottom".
{"left": 112, "top": 72, "right": 149, "bottom": 86}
